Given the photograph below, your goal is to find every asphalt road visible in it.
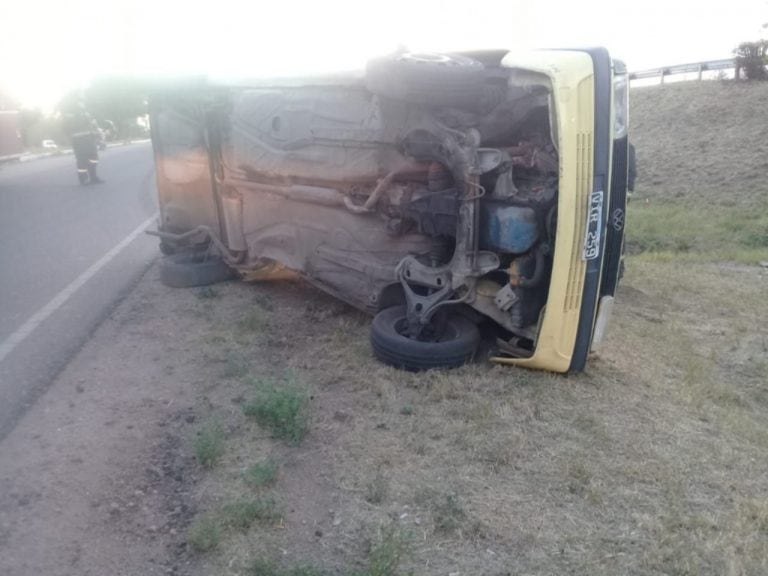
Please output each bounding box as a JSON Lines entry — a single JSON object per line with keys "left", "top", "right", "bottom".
{"left": 0, "top": 143, "right": 159, "bottom": 439}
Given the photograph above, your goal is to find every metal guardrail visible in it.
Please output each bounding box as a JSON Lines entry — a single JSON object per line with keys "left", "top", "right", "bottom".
{"left": 630, "top": 59, "right": 734, "bottom": 82}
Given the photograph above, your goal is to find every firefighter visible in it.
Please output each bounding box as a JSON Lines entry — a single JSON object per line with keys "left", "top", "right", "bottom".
{"left": 65, "top": 105, "right": 104, "bottom": 185}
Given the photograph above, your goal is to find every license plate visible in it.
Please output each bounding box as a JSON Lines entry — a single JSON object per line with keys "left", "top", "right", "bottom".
{"left": 583, "top": 189, "right": 604, "bottom": 261}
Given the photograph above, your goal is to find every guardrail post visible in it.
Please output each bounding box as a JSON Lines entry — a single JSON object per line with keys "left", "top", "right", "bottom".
{"left": 697, "top": 65, "right": 703, "bottom": 81}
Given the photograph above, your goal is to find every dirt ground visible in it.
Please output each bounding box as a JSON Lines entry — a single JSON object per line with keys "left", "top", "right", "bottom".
{"left": 1, "top": 251, "right": 766, "bottom": 576}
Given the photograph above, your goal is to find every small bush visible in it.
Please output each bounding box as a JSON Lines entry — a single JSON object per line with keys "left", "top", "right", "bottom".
{"left": 238, "top": 309, "right": 268, "bottom": 333}
{"left": 248, "top": 559, "right": 331, "bottom": 576}
{"left": 367, "top": 526, "right": 409, "bottom": 576}
{"left": 432, "top": 493, "right": 466, "bottom": 534}
{"left": 220, "top": 498, "right": 280, "bottom": 531}
{"left": 194, "top": 421, "right": 224, "bottom": 469}
{"left": 246, "top": 527, "right": 408, "bottom": 576}
{"left": 187, "top": 516, "right": 221, "bottom": 553}
{"left": 734, "top": 40, "right": 768, "bottom": 80}
{"left": 244, "top": 459, "right": 279, "bottom": 488}
{"left": 365, "top": 470, "right": 389, "bottom": 505}
{"left": 244, "top": 379, "right": 310, "bottom": 444}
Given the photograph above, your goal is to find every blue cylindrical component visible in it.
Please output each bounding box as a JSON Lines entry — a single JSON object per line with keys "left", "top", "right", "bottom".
{"left": 479, "top": 202, "right": 539, "bottom": 254}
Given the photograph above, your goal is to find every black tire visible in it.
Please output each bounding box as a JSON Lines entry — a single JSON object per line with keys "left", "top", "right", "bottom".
{"left": 366, "top": 53, "right": 485, "bottom": 109}
{"left": 370, "top": 306, "right": 479, "bottom": 371}
{"left": 158, "top": 240, "right": 176, "bottom": 256}
{"left": 159, "top": 252, "right": 234, "bottom": 288}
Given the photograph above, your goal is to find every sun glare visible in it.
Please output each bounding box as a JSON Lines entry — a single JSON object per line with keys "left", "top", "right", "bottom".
{"left": 1, "top": 0, "right": 765, "bottom": 109}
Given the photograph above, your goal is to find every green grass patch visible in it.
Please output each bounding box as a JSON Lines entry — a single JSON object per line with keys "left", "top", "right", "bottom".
{"left": 245, "top": 526, "right": 408, "bottom": 576}
{"left": 193, "top": 421, "right": 225, "bottom": 469}
{"left": 244, "top": 458, "right": 279, "bottom": 488}
{"left": 365, "top": 469, "right": 389, "bottom": 505}
{"left": 431, "top": 493, "right": 466, "bottom": 534}
{"left": 187, "top": 515, "right": 222, "bottom": 553}
{"left": 254, "top": 292, "right": 275, "bottom": 311}
{"left": 248, "top": 559, "right": 330, "bottom": 576}
{"left": 630, "top": 247, "right": 768, "bottom": 265}
{"left": 238, "top": 308, "right": 269, "bottom": 333}
{"left": 627, "top": 201, "right": 768, "bottom": 260}
{"left": 364, "top": 526, "right": 409, "bottom": 576}
{"left": 244, "top": 378, "right": 310, "bottom": 444}
{"left": 220, "top": 498, "right": 281, "bottom": 531}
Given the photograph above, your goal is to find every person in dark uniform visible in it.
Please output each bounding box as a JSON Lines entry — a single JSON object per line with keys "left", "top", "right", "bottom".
{"left": 65, "top": 105, "right": 104, "bottom": 185}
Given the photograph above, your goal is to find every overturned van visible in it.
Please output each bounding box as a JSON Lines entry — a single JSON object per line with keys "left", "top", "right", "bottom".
{"left": 149, "top": 48, "right": 633, "bottom": 372}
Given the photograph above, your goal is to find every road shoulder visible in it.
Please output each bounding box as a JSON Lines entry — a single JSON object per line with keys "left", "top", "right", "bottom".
{"left": 0, "top": 262, "right": 200, "bottom": 576}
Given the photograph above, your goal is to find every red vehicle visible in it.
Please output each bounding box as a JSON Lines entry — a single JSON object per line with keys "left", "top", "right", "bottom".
{"left": 0, "top": 111, "right": 23, "bottom": 161}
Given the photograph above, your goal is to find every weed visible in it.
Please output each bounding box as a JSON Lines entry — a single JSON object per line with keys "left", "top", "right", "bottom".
{"left": 254, "top": 292, "right": 275, "bottom": 311}
{"left": 365, "top": 469, "right": 389, "bottom": 505}
{"left": 474, "top": 434, "right": 521, "bottom": 470}
{"left": 432, "top": 493, "right": 466, "bottom": 534}
{"left": 220, "top": 498, "right": 280, "bottom": 531}
{"left": 244, "top": 378, "right": 310, "bottom": 444}
{"left": 245, "top": 528, "right": 408, "bottom": 576}
{"left": 187, "top": 516, "right": 221, "bottom": 553}
{"left": 399, "top": 405, "right": 414, "bottom": 416}
{"left": 194, "top": 421, "right": 224, "bottom": 469}
{"left": 238, "top": 309, "right": 268, "bottom": 333}
{"left": 248, "top": 558, "right": 330, "bottom": 576}
{"left": 244, "top": 458, "right": 279, "bottom": 488}
{"left": 366, "top": 526, "right": 409, "bottom": 576}
{"left": 566, "top": 460, "right": 592, "bottom": 496}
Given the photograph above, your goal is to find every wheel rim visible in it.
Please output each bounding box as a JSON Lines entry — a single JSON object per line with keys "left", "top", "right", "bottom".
{"left": 393, "top": 315, "right": 459, "bottom": 343}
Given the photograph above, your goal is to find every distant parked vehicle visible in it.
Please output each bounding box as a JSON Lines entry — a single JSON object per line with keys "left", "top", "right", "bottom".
{"left": 42, "top": 139, "right": 58, "bottom": 150}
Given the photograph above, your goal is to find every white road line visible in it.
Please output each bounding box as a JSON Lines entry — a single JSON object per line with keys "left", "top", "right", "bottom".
{"left": 0, "top": 213, "right": 158, "bottom": 364}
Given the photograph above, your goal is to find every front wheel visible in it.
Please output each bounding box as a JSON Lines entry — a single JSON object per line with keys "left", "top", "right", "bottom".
{"left": 370, "top": 306, "right": 479, "bottom": 371}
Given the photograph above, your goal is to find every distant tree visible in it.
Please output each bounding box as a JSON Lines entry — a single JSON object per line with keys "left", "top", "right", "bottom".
{"left": 84, "top": 77, "right": 148, "bottom": 139}
{"left": 18, "top": 108, "right": 43, "bottom": 147}
{"left": 57, "top": 89, "right": 86, "bottom": 115}
{"left": 734, "top": 40, "right": 768, "bottom": 80}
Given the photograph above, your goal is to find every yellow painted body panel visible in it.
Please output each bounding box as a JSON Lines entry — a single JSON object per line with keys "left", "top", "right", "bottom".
{"left": 492, "top": 51, "right": 596, "bottom": 372}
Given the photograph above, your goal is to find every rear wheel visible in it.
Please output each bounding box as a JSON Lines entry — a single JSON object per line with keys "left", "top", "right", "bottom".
{"left": 159, "top": 251, "right": 234, "bottom": 288}
{"left": 370, "top": 306, "right": 479, "bottom": 371}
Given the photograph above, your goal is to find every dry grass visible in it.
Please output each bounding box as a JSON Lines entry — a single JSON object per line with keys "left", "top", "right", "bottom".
{"left": 631, "top": 81, "right": 768, "bottom": 208}
{"left": 628, "top": 81, "right": 768, "bottom": 262}
{"left": 168, "top": 80, "right": 768, "bottom": 575}
{"left": 176, "top": 257, "right": 767, "bottom": 575}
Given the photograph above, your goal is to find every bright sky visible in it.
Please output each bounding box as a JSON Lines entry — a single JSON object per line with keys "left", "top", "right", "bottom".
{"left": 1, "top": 0, "right": 766, "bottom": 109}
